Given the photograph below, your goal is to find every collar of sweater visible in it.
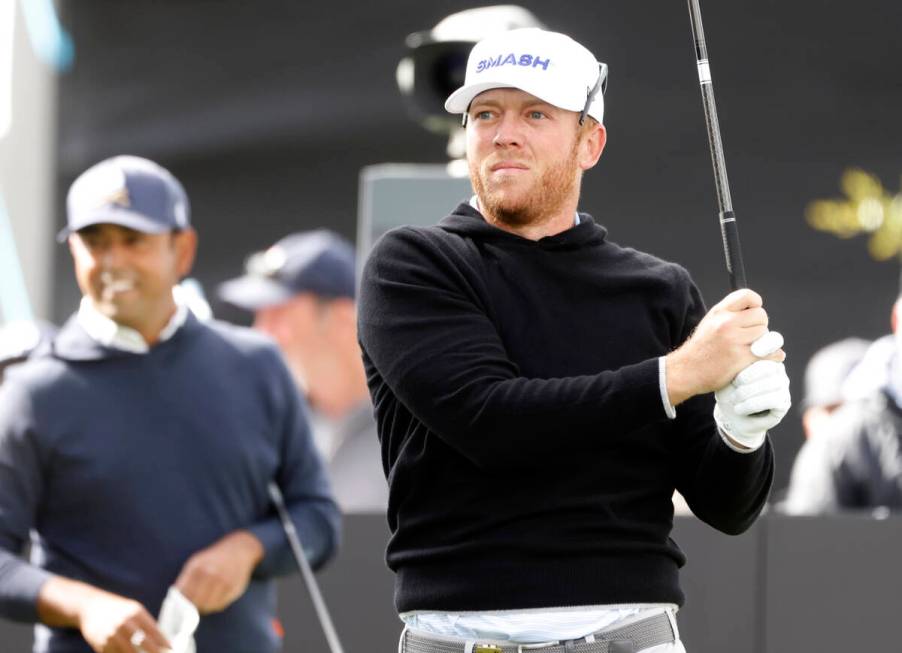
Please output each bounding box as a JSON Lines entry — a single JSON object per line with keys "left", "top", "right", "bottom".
{"left": 76, "top": 296, "right": 189, "bottom": 354}
{"left": 440, "top": 203, "right": 608, "bottom": 250}
{"left": 48, "top": 310, "right": 201, "bottom": 362}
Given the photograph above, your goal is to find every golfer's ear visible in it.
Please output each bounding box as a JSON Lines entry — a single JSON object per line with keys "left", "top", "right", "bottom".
{"left": 579, "top": 122, "right": 606, "bottom": 170}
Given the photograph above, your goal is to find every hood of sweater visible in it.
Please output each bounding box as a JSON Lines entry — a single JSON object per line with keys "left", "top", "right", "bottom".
{"left": 438, "top": 202, "right": 608, "bottom": 251}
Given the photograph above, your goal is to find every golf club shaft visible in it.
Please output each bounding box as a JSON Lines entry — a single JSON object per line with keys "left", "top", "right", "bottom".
{"left": 688, "top": 1, "right": 778, "bottom": 422}
{"left": 687, "top": 0, "right": 748, "bottom": 290}
{"left": 268, "top": 482, "right": 344, "bottom": 653}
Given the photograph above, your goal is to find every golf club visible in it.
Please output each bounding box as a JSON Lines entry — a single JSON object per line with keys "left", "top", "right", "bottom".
{"left": 268, "top": 482, "right": 344, "bottom": 653}
{"left": 687, "top": 0, "right": 748, "bottom": 291}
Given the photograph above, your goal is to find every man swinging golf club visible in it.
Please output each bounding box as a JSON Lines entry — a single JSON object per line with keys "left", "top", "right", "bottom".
{"left": 358, "top": 27, "right": 791, "bottom": 653}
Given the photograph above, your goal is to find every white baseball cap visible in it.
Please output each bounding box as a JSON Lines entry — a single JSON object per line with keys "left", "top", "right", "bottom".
{"left": 444, "top": 28, "right": 607, "bottom": 124}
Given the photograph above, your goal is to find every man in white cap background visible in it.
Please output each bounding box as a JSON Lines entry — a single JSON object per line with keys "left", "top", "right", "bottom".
{"left": 219, "top": 230, "right": 387, "bottom": 513}
{"left": 0, "top": 156, "right": 340, "bottom": 653}
{"left": 783, "top": 292, "right": 902, "bottom": 515}
{"left": 778, "top": 337, "right": 868, "bottom": 514}
{"left": 359, "top": 28, "right": 791, "bottom": 652}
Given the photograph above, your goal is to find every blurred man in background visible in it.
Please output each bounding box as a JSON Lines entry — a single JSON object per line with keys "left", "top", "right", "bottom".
{"left": 219, "top": 230, "right": 387, "bottom": 513}
{"left": 783, "top": 298, "right": 902, "bottom": 514}
{"left": 799, "top": 338, "right": 870, "bottom": 441}
{"left": 780, "top": 337, "right": 869, "bottom": 513}
{"left": 0, "top": 156, "right": 339, "bottom": 653}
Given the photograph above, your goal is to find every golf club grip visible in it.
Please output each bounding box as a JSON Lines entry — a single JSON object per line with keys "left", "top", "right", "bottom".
{"left": 719, "top": 211, "right": 747, "bottom": 290}
{"left": 721, "top": 212, "right": 774, "bottom": 419}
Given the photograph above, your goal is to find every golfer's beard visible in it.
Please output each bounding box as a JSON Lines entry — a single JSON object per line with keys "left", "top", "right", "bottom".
{"left": 472, "top": 145, "right": 580, "bottom": 229}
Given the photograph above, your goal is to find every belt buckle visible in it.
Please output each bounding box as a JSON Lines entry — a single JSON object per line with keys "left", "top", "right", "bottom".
{"left": 474, "top": 646, "right": 503, "bottom": 653}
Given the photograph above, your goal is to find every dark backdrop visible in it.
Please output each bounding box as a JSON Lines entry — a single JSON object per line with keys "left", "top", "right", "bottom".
{"left": 54, "top": 0, "right": 902, "bottom": 491}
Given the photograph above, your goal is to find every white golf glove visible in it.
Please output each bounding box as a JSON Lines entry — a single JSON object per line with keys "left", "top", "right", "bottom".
{"left": 714, "top": 332, "right": 791, "bottom": 450}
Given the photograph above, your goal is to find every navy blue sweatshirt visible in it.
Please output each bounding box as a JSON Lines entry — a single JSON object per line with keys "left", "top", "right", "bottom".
{"left": 0, "top": 313, "right": 340, "bottom": 652}
{"left": 358, "top": 204, "right": 774, "bottom": 614}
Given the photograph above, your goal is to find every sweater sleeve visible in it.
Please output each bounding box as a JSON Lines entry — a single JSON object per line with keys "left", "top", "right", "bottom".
{"left": 0, "top": 379, "right": 53, "bottom": 621}
{"left": 248, "top": 351, "right": 340, "bottom": 577}
{"left": 670, "top": 275, "right": 774, "bottom": 535}
{"left": 358, "top": 228, "right": 668, "bottom": 471}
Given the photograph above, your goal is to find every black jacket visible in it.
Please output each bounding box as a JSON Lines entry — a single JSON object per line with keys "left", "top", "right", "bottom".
{"left": 358, "top": 204, "right": 773, "bottom": 613}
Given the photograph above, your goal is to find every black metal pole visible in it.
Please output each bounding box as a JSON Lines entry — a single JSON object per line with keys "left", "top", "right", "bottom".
{"left": 687, "top": 0, "right": 748, "bottom": 290}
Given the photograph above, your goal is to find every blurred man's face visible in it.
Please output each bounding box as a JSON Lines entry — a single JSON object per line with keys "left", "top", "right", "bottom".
{"left": 802, "top": 403, "right": 842, "bottom": 440}
{"left": 253, "top": 294, "right": 359, "bottom": 414}
{"left": 253, "top": 294, "right": 330, "bottom": 393}
{"left": 893, "top": 298, "right": 902, "bottom": 349}
{"left": 69, "top": 223, "right": 196, "bottom": 335}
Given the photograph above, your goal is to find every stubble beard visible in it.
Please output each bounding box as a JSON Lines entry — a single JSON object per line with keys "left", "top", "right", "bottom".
{"left": 471, "top": 139, "right": 581, "bottom": 230}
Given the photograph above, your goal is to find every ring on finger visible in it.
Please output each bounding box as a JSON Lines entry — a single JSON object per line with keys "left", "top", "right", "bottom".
{"left": 130, "top": 628, "right": 147, "bottom": 650}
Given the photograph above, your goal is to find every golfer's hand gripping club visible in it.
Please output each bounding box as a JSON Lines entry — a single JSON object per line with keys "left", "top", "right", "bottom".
{"left": 667, "top": 290, "right": 774, "bottom": 388}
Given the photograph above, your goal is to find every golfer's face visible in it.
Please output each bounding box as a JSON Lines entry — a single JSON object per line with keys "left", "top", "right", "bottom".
{"left": 465, "top": 88, "right": 582, "bottom": 213}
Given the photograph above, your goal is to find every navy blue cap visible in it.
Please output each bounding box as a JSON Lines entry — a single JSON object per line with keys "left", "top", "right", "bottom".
{"left": 59, "top": 155, "right": 190, "bottom": 242}
{"left": 217, "top": 230, "right": 356, "bottom": 311}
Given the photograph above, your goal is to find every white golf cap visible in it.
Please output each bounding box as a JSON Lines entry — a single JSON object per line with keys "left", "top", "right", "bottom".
{"left": 444, "top": 28, "right": 606, "bottom": 124}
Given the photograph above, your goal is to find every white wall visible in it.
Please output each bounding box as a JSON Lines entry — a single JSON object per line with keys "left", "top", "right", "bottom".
{"left": 0, "top": 0, "right": 57, "bottom": 321}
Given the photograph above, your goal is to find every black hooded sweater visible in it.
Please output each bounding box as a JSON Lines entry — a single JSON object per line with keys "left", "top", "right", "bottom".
{"left": 358, "top": 203, "right": 773, "bottom": 614}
